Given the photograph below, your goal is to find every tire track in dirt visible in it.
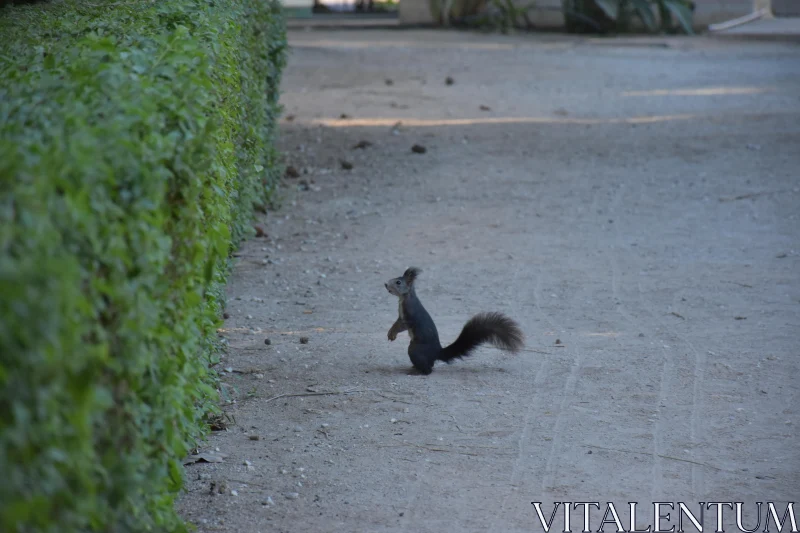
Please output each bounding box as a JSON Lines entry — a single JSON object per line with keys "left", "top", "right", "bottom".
{"left": 607, "top": 180, "right": 669, "bottom": 500}
{"left": 630, "top": 174, "right": 709, "bottom": 500}
{"left": 535, "top": 270, "right": 586, "bottom": 497}
{"left": 657, "top": 261, "right": 709, "bottom": 499}
{"left": 610, "top": 174, "right": 708, "bottom": 500}
{"left": 532, "top": 180, "right": 608, "bottom": 500}
{"left": 638, "top": 273, "right": 708, "bottom": 500}
{"left": 397, "top": 471, "right": 424, "bottom": 532}
{"left": 489, "top": 265, "right": 549, "bottom": 530}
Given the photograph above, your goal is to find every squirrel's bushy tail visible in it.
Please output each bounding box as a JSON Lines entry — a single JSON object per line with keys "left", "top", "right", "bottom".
{"left": 439, "top": 312, "right": 524, "bottom": 363}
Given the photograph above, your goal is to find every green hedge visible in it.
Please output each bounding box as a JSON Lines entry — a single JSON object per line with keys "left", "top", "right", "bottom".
{"left": 0, "top": 0, "right": 286, "bottom": 531}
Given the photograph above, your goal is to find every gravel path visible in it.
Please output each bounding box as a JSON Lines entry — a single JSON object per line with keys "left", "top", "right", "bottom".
{"left": 176, "top": 30, "right": 800, "bottom": 533}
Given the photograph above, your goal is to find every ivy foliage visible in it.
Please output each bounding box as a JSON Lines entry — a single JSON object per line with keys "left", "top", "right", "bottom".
{"left": 0, "top": 0, "right": 286, "bottom": 531}
{"left": 563, "top": 0, "right": 694, "bottom": 34}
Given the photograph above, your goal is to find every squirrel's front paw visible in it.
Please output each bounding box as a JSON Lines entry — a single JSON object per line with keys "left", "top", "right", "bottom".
{"left": 388, "top": 330, "right": 397, "bottom": 341}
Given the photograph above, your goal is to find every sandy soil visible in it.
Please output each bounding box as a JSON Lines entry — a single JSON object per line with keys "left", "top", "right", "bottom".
{"left": 176, "top": 30, "right": 800, "bottom": 532}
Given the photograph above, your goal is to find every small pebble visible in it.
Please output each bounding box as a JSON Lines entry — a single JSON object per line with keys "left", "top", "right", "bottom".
{"left": 411, "top": 144, "right": 427, "bottom": 154}
{"left": 445, "top": 76, "right": 454, "bottom": 85}
{"left": 264, "top": 338, "right": 272, "bottom": 345}
{"left": 284, "top": 492, "right": 300, "bottom": 500}
{"left": 263, "top": 496, "right": 275, "bottom": 506}
{"left": 299, "top": 336, "right": 309, "bottom": 344}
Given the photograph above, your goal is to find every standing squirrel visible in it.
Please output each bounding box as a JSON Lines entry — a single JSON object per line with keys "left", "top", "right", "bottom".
{"left": 385, "top": 267, "right": 524, "bottom": 374}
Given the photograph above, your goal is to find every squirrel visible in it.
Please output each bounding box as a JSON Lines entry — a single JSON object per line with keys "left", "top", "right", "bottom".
{"left": 384, "top": 267, "right": 524, "bottom": 374}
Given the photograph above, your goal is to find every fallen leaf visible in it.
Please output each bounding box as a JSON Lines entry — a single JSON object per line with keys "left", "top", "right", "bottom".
{"left": 183, "top": 452, "right": 227, "bottom": 465}
{"left": 285, "top": 165, "right": 300, "bottom": 179}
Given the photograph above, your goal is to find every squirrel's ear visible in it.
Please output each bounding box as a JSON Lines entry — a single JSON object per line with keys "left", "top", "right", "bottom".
{"left": 403, "top": 267, "right": 421, "bottom": 284}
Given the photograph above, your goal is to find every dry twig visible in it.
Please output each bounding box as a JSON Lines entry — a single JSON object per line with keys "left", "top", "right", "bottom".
{"left": 264, "top": 387, "right": 365, "bottom": 404}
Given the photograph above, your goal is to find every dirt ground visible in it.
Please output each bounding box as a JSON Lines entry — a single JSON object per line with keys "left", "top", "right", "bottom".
{"left": 176, "top": 30, "right": 800, "bottom": 532}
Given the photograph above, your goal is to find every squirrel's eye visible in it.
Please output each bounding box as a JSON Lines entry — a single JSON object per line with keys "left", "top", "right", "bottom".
{"left": 395, "top": 280, "right": 401, "bottom": 285}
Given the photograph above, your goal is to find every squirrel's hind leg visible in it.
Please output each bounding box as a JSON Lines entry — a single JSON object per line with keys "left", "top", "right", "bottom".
{"left": 408, "top": 343, "right": 436, "bottom": 375}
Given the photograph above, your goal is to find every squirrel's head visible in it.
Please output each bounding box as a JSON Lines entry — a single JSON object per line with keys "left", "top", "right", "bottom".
{"left": 385, "top": 267, "right": 420, "bottom": 297}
